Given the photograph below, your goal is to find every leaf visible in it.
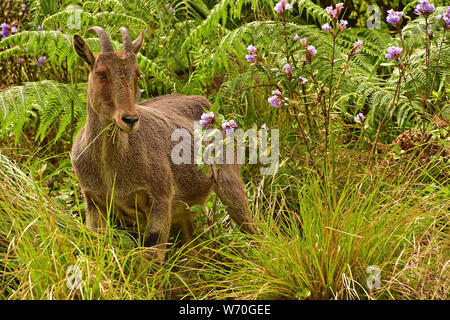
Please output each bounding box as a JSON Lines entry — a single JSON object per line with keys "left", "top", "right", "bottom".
{"left": 189, "top": 204, "right": 204, "bottom": 213}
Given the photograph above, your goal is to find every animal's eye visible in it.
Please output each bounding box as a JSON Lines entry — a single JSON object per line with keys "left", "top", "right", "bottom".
{"left": 96, "top": 72, "right": 107, "bottom": 80}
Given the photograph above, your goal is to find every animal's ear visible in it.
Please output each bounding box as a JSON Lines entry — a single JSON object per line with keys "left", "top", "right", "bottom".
{"left": 73, "top": 34, "right": 95, "bottom": 69}
{"left": 131, "top": 31, "right": 144, "bottom": 54}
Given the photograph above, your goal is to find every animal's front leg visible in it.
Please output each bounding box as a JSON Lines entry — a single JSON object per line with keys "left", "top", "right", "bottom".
{"left": 84, "top": 191, "right": 108, "bottom": 232}
{"left": 142, "top": 196, "right": 171, "bottom": 262}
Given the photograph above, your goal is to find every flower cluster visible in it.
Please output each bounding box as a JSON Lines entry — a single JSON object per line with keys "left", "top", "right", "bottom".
{"left": 305, "top": 45, "right": 317, "bottom": 60}
{"left": 299, "top": 40, "right": 317, "bottom": 62}
{"left": 348, "top": 40, "right": 363, "bottom": 57}
{"left": 268, "top": 89, "right": 282, "bottom": 108}
{"left": 437, "top": 7, "right": 450, "bottom": 29}
{"left": 354, "top": 113, "right": 366, "bottom": 124}
{"left": 414, "top": 0, "right": 435, "bottom": 16}
{"left": 322, "top": 23, "right": 332, "bottom": 33}
{"left": 299, "top": 76, "right": 308, "bottom": 86}
{"left": 222, "top": 120, "right": 238, "bottom": 133}
{"left": 386, "top": 9, "right": 403, "bottom": 26}
{"left": 385, "top": 46, "right": 402, "bottom": 61}
{"left": 245, "top": 44, "right": 258, "bottom": 62}
{"left": 322, "top": 4, "right": 347, "bottom": 34}
{"left": 274, "top": 0, "right": 292, "bottom": 14}
{"left": 339, "top": 19, "right": 348, "bottom": 31}
{"left": 325, "top": 2, "right": 344, "bottom": 20}
{"left": 37, "top": 57, "right": 47, "bottom": 67}
{"left": 200, "top": 112, "right": 215, "bottom": 128}
{"left": 284, "top": 63, "right": 292, "bottom": 77}
{"left": 1, "top": 22, "right": 19, "bottom": 39}
{"left": 166, "top": 3, "right": 176, "bottom": 15}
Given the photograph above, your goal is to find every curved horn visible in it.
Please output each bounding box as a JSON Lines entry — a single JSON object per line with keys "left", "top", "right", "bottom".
{"left": 119, "top": 27, "right": 133, "bottom": 53}
{"left": 88, "top": 26, "right": 113, "bottom": 52}
{"left": 131, "top": 31, "right": 145, "bottom": 54}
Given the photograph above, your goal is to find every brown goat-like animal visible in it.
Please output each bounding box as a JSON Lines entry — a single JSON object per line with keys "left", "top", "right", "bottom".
{"left": 71, "top": 27, "right": 255, "bottom": 261}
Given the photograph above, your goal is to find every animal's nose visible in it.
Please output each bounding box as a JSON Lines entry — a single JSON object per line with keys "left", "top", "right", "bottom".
{"left": 122, "top": 116, "right": 139, "bottom": 128}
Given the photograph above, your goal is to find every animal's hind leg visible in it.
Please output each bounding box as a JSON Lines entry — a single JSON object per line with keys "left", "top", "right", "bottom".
{"left": 214, "top": 165, "right": 257, "bottom": 234}
{"left": 142, "top": 197, "right": 171, "bottom": 262}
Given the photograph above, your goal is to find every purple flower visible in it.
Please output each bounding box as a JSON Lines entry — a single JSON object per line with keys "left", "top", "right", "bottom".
{"left": 200, "top": 112, "right": 215, "bottom": 128}
{"left": 246, "top": 44, "right": 258, "bottom": 62}
{"left": 272, "top": 89, "right": 281, "bottom": 96}
{"left": 56, "top": 28, "right": 61, "bottom": 32}
{"left": 268, "top": 96, "right": 281, "bottom": 108}
{"left": 335, "top": 2, "right": 344, "bottom": 14}
{"left": 38, "top": 25, "right": 43, "bottom": 31}
{"left": 245, "top": 54, "right": 257, "bottom": 62}
{"left": 339, "top": 20, "right": 348, "bottom": 31}
{"left": 166, "top": 3, "right": 176, "bottom": 15}
{"left": 37, "top": 56, "right": 46, "bottom": 67}
{"left": 261, "top": 123, "right": 268, "bottom": 131}
{"left": 354, "top": 113, "right": 366, "bottom": 124}
{"left": 299, "top": 76, "right": 308, "bottom": 86}
{"left": 385, "top": 46, "right": 402, "bottom": 60}
{"left": 300, "top": 37, "right": 307, "bottom": 48}
{"left": 11, "top": 26, "right": 17, "bottom": 34}
{"left": 415, "top": 0, "right": 435, "bottom": 16}
{"left": 284, "top": 63, "right": 292, "bottom": 76}
{"left": 222, "top": 120, "right": 238, "bottom": 133}
{"left": 18, "top": 57, "right": 25, "bottom": 64}
{"left": 354, "top": 39, "right": 363, "bottom": 49}
{"left": 247, "top": 44, "right": 257, "bottom": 55}
{"left": 71, "top": 167, "right": 76, "bottom": 173}
{"left": 325, "top": 6, "right": 337, "bottom": 19}
{"left": 1, "top": 23, "right": 10, "bottom": 38}
{"left": 306, "top": 45, "right": 317, "bottom": 59}
{"left": 293, "top": 34, "right": 299, "bottom": 42}
{"left": 21, "top": 4, "right": 26, "bottom": 11}
{"left": 349, "top": 39, "right": 363, "bottom": 57}
{"left": 274, "top": 0, "right": 292, "bottom": 14}
{"left": 437, "top": 7, "right": 450, "bottom": 29}
{"left": 322, "top": 23, "right": 332, "bottom": 32}
{"left": 268, "top": 89, "right": 282, "bottom": 108}
{"left": 386, "top": 9, "right": 403, "bottom": 25}
{"left": 325, "top": 3, "right": 344, "bottom": 19}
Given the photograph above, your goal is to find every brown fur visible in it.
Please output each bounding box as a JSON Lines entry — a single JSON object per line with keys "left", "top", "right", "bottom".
{"left": 71, "top": 27, "right": 255, "bottom": 261}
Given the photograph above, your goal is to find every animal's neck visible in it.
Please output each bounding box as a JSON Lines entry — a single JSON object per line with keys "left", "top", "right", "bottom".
{"left": 83, "top": 102, "right": 128, "bottom": 156}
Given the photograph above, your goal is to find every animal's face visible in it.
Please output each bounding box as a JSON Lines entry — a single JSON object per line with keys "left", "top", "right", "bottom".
{"left": 73, "top": 27, "right": 144, "bottom": 133}
{"left": 88, "top": 52, "right": 141, "bottom": 133}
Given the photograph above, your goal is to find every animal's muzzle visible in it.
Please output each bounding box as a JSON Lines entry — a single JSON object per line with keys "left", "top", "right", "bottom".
{"left": 121, "top": 116, "right": 139, "bottom": 129}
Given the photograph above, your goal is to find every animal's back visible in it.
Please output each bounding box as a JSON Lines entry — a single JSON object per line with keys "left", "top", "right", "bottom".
{"left": 138, "top": 94, "right": 210, "bottom": 122}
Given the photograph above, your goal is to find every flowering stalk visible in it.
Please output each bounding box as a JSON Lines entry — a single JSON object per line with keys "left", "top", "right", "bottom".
{"left": 423, "top": 15, "right": 431, "bottom": 129}
{"left": 370, "top": 52, "right": 405, "bottom": 161}
{"left": 430, "top": 28, "right": 447, "bottom": 111}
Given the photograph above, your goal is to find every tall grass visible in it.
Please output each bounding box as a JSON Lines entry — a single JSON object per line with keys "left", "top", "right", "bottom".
{"left": 0, "top": 154, "right": 193, "bottom": 299}
{"left": 182, "top": 166, "right": 449, "bottom": 300}
{"left": 1, "top": 151, "right": 447, "bottom": 300}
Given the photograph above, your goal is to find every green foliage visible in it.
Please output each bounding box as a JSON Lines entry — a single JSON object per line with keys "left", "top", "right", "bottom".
{"left": 0, "top": 81, "right": 87, "bottom": 143}
{"left": 0, "top": 0, "right": 449, "bottom": 301}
